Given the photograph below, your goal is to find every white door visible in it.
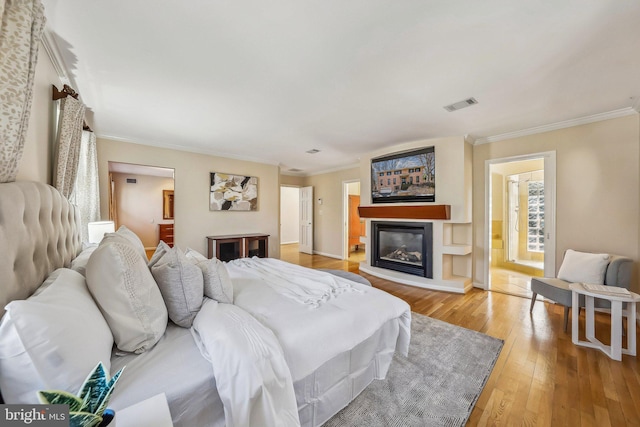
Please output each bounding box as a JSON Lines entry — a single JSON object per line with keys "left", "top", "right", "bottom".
{"left": 299, "top": 186, "right": 313, "bottom": 254}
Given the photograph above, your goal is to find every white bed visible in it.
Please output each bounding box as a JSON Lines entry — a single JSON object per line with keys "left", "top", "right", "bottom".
{"left": 0, "top": 181, "right": 411, "bottom": 427}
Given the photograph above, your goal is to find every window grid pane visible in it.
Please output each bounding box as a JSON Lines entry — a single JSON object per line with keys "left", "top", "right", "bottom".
{"left": 527, "top": 181, "right": 545, "bottom": 252}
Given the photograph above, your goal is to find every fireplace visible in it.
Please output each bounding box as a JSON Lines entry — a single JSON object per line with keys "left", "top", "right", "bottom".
{"left": 372, "top": 221, "right": 433, "bottom": 278}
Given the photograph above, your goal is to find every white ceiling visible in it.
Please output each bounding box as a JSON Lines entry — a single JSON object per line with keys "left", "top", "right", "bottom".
{"left": 42, "top": 1, "right": 640, "bottom": 175}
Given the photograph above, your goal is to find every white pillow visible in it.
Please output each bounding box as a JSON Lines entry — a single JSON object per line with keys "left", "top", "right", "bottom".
{"left": 0, "top": 269, "right": 114, "bottom": 403}
{"left": 185, "top": 248, "right": 234, "bottom": 303}
{"left": 69, "top": 245, "right": 98, "bottom": 276}
{"left": 104, "top": 225, "right": 147, "bottom": 261}
{"left": 86, "top": 238, "right": 168, "bottom": 353}
{"left": 149, "top": 242, "right": 204, "bottom": 327}
{"left": 557, "top": 249, "right": 610, "bottom": 284}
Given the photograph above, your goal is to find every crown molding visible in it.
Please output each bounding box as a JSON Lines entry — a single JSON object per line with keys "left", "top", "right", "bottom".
{"left": 41, "top": 28, "right": 73, "bottom": 86}
{"left": 474, "top": 107, "right": 638, "bottom": 145}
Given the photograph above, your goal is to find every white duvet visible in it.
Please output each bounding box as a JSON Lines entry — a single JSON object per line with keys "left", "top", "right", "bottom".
{"left": 226, "top": 258, "right": 411, "bottom": 381}
{"left": 191, "top": 258, "right": 411, "bottom": 427}
{"left": 192, "top": 299, "right": 300, "bottom": 427}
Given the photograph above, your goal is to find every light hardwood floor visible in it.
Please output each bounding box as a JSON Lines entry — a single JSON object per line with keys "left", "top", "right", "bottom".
{"left": 280, "top": 244, "right": 640, "bottom": 426}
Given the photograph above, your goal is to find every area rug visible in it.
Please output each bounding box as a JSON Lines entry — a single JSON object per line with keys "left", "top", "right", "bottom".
{"left": 323, "top": 313, "right": 503, "bottom": 427}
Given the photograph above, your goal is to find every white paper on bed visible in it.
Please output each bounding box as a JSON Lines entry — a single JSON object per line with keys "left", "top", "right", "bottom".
{"left": 191, "top": 299, "right": 300, "bottom": 427}
{"left": 225, "top": 258, "right": 411, "bottom": 382}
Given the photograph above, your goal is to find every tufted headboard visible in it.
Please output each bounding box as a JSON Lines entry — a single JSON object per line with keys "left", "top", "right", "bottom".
{"left": 0, "top": 181, "right": 82, "bottom": 314}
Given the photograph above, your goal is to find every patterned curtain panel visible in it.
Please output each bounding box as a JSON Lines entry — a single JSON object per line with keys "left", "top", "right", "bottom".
{"left": 53, "top": 96, "right": 85, "bottom": 198}
{"left": 70, "top": 130, "right": 100, "bottom": 242}
{"left": 0, "top": 0, "right": 46, "bottom": 183}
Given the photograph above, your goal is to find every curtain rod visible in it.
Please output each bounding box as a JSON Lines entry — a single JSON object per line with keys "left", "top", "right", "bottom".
{"left": 52, "top": 84, "right": 78, "bottom": 100}
{"left": 51, "top": 84, "right": 93, "bottom": 132}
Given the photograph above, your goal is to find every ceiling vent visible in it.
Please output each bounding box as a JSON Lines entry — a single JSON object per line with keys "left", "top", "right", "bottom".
{"left": 288, "top": 168, "right": 303, "bottom": 172}
{"left": 444, "top": 97, "right": 478, "bottom": 112}
{"left": 306, "top": 149, "right": 321, "bottom": 154}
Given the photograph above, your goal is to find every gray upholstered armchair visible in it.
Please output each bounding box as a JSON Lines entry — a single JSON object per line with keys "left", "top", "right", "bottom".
{"left": 530, "top": 252, "right": 633, "bottom": 331}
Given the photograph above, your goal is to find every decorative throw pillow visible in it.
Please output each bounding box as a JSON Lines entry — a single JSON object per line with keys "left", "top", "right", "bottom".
{"left": 185, "top": 248, "right": 234, "bottom": 303}
{"left": 86, "top": 238, "right": 168, "bottom": 353}
{"left": 149, "top": 242, "right": 204, "bottom": 327}
{"left": 103, "top": 225, "right": 147, "bottom": 262}
{"left": 0, "top": 269, "right": 114, "bottom": 403}
{"left": 557, "top": 249, "right": 610, "bottom": 284}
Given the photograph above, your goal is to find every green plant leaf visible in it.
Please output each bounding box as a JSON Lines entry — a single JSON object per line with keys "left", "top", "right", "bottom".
{"left": 78, "top": 362, "right": 108, "bottom": 403}
{"left": 39, "top": 361, "right": 125, "bottom": 418}
{"left": 38, "top": 390, "right": 83, "bottom": 412}
{"left": 77, "top": 362, "right": 125, "bottom": 414}
{"left": 93, "top": 367, "right": 124, "bottom": 415}
{"left": 69, "top": 411, "right": 103, "bottom": 427}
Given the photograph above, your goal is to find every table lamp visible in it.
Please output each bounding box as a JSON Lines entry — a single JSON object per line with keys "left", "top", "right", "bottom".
{"left": 88, "top": 221, "right": 115, "bottom": 244}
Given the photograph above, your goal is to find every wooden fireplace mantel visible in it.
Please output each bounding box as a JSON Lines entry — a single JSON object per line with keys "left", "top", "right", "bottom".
{"left": 358, "top": 204, "right": 451, "bottom": 220}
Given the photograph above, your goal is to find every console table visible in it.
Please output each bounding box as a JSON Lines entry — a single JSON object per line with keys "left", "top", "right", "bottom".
{"left": 570, "top": 282, "right": 640, "bottom": 361}
{"left": 207, "top": 233, "right": 269, "bottom": 261}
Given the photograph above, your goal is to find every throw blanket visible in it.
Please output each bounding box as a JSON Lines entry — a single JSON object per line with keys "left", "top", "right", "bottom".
{"left": 191, "top": 299, "right": 300, "bottom": 427}
{"left": 228, "top": 257, "right": 363, "bottom": 308}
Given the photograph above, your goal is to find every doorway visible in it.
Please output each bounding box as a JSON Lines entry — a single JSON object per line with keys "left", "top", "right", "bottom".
{"left": 485, "top": 152, "right": 556, "bottom": 298}
{"left": 280, "top": 186, "right": 300, "bottom": 245}
{"left": 343, "top": 180, "right": 365, "bottom": 262}
{"left": 280, "top": 185, "right": 314, "bottom": 255}
{"left": 108, "top": 162, "right": 175, "bottom": 258}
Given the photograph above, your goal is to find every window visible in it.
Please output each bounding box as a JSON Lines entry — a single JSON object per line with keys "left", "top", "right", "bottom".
{"left": 379, "top": 179, "right": 383, "bottom": 186}
{"left": 415, "top": 176, "right": 420, "bottom": 183}
{"left": 387, "top": 178, "right": 390, "bottom": 185}
{"left": 527, "top": 181, "right": 545, "bottom": 252}
{"left": 393, "top": 178, "right": 396, "bottom": 184}
{"left": 387, "top": 171, "right": 392, "bottom": 176}
{"left": 379, "top": 172, "right": 384, "bottom": 177}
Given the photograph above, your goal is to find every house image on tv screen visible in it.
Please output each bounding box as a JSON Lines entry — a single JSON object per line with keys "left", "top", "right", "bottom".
{"left": 371, "top": 146, "right": 435, "bottom": 203}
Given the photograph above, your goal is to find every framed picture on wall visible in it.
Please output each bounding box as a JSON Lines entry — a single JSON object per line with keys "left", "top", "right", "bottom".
{"left": 209, "top": 172, "right": 258, "bottom": 211}
{"left": 371, "top": 146, "right": 435, "bottom": 203}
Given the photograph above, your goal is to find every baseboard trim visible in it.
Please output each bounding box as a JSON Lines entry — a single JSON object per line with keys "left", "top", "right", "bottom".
{"left": 313, "top": 250, "right": 343, "bottom": 260}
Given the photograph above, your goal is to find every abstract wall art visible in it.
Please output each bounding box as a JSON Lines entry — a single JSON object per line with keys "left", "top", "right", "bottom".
{"left": 209, "top": 172, "right": 258, "bottom": 211}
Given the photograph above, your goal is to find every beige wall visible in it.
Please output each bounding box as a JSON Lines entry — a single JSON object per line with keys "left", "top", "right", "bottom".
{"left": 301, "top": 167, "right": 360, "bottom": 258}
{"left": 473, "top": 115, "right": 640, "bottom": 291}
{"left": 112, "top": 172, "right": 174, "bottom": 248}
{"left": 16, "top": 42, "right": 61, "bottom": 183}
{"left": 98, "top": 138, "right": 281, "bottom": 258}
{"left": 280, "top": 174, "right": 305, "bottom": 186}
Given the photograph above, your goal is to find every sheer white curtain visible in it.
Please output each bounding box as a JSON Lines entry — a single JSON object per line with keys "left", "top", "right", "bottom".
{"left": 0, "top": 0, "right": 46, "bottom": 182}
{"left": 53, "top": 97, "right": 85, "bottom": 198}
{"left": 70, "top": 130, "right": 100, "bottom": 242}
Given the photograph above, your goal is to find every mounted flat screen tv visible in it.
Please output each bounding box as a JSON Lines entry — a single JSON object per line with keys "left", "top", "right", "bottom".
{"left": 371, "top": 146, "right": 435, "bottom": 204}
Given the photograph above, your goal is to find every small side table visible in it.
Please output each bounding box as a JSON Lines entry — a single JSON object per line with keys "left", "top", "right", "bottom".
{"left": 570, "top": 282, "right": 640, "bottom": 361}
{"left": 116, "top": 393, "right": 173, "bottom": 427}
